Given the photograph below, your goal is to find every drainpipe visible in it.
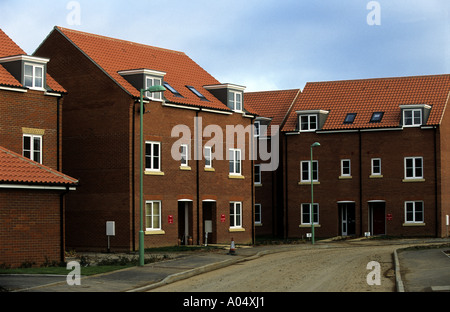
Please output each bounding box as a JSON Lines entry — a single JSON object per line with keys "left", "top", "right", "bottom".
{"left": 359, "top": 129, "right": 363, "bottom": 237}
{"left": 60, "top": 185, "right": 70, "bottom": 264}
{"left": 56, "top": 97, "right": 61, "bottom": 172}
{"left": 284, "top": 134, "right": 289, "bottom": 239}
{"left": 251, "top": 118, "right": 255, "bottom": 245}
{"left": 196, "top": 110, "right": 200, "bottom": 245}
{"left": 434, "top": 126, "right": 439, "bottom": 237}
{"left": 132, "top": 101, "right": 136, "bottom": 251}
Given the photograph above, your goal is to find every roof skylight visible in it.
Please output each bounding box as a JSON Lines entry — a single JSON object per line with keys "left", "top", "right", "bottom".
{"left": 370, "top": 112, "right": 384, "bottom": 123}
{"left": 186, "top": 85, "right": 208, "bottom": 101}
{"left": 163, "top": 82, "right": 183, "bottom": 97}
{"left": 344, "top": 113, "right": 357, "bottom": 124}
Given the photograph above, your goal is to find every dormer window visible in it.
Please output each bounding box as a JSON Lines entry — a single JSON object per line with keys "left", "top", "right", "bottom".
{"left": 297, "top": 110, "right": 329, "bottom": 132}
{"left": 400, "top": 104, "right": 431, "bottom": 127}
{"left": 118, "top": 69, "right": 166, "bottom": 101}
{"left": 229, "top": 90, "right": 242, "bottom": 111}
{"left": 146, "top": 76, "right": 163, "bottom": 100}
{"left": 300, "top": 114, "right": 318, "bottom": 132}
{"left": 24, "top": 63, "right": 44, "bottom": 89}
{"left": 0, "top": 55, "right": 49, "bottom": 91}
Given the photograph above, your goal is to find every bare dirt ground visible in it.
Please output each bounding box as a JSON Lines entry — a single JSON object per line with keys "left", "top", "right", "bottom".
{"left": 150, "top": 243, "right": 401, "bottom": 292}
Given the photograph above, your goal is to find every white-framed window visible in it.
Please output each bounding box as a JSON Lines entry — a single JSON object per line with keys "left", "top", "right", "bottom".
{"left": 341, "top": 159, "right": 351, "bottom": 177}
{"left": 254, "top": 121, "right": 260, "bottom": 137}
{"left": 229, "top": 91, "right": 242, "bottom": 111}
{"left": 254, "top": 164, "right": 261, "bottom": 184}
{"left": 145, "top": 201, "right": 161, "bottom": 231}
{"left": 403, "top": 109, "right": 422, "bottom": 127}
{"left": 301, "top": 160, "right": 318, "bottom": 182}
{"left": 204, "top": 146, "right": 212, "bottom": 168}
{"left": 299, "top": 114, "right": 318, "bottom": 132}
{"left": 301, "top": 203, "right": 319, "bottom": 225}
{"left": 404, "top": 157, "right": 423, "bottom": 179}
{"left": 180, "top": 144, "right": 189, "bottom": 167}
{"left": 230, "top": 202, "right": 242, "bottom": 228}
{"left": 229, "top": 148, "right": 242, "bottom": 175}
{"left": 255, "top": 203, "right": 262, "bottom": 224}
{"left": 23, "top": 134, "right": 42, "bottom": 163}
{"left": 146, "top": 76, "right": 163, "bottom": 100}
{"left": 371, "top": 158, "right": 382, "bottom": 176}
{"left": 24, "top": 63, "right": 44, "bottom": 89}
{"left": 145, "top": 141, "right": 161, "bottom": 171}
{"left": 405, "top": 201, "right": 424, "bottom": 223}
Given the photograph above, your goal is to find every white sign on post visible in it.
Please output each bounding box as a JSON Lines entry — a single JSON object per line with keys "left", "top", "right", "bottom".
{"left": 106, "top": 221, "right": 115, "bottom": 236}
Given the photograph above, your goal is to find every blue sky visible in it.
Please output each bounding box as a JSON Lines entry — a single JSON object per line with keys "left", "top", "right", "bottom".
{"left": 0, "top": 0, "right": 449, "bottom": 91}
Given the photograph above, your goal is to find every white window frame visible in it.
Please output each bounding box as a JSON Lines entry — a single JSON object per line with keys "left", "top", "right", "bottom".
{"left": 403, "top": 109, "right": 422, "bottom": 127}
{"left": 229, "top": 148, "right": 242, "bottom": 175}
{"left": 229, "top": 91, "right": 243, "bottom": 112}
{"left": 404, "top": 157, "right": 423, "bottom": 179}
{"left": 299, "top": 114, "right": 318, "bottom": 132}
{"left": 301, "top": 160, "right": 318, "bottom": 182}
{"left": 404, "top": 201, "right": 424, "bottom": 224}
{"left": 180, "top": 144, "right": 189, "bottom": 167}
{"left": 301, "top": 203, "right": 319, "bottom": 225}
{"left": 254, "top": 164, "right": 261, "bottom": 184}
{"left": 371, "top": 158, "right": 382, "bottom": 176}
{"left": 24, "top": 63, "right": 44, "bottom": 89}
{"left": 23, "top": 134, "right": 42, "bottom": 164}
{"left": 146, "top": 76, "right": 163, "bottom": 101}
{"left": 145, "top": 200, "right": 162, "bottom": 231}
{"left": 145, "top": 141, "right": 161, "bottom": 172}
{"left": 204, "top": 146, "right": 212, "bottom": 168}
{"left": 255, "top": 203, "right": 262, "bottom": 224}
{"left": 341, "top": 159, "right": 351, "bottom": 177}
{"left": 230, "top": 201, "right": 242, "bottom": 228}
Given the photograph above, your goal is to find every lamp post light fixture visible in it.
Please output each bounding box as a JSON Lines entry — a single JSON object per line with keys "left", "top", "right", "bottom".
{"left": 139, "top": 85, "right": 166, "bottom": 266}
{"left": 310, "top": 142, "right": 320, "bottom": 245}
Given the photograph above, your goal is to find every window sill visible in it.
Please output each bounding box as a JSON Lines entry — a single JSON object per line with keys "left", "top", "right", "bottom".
{"left": 299, "top": 224, "right": 321, "bottom": 228}
{"left": 298, "top": 181, "right": 320, "bottom": 185}
{"left": 145, "top": 171, "right": 165, "bottom": 176}
{"left": 255, "top": 223, "right": 263, "bottom": 227}
{"left": 204, "top": 167, "right": 215, "bottom": 172}
{"left": 145, "top": 229, "right": 166, "bottom": 235}
{"left": 402, "top": 222, "right": 425, "bottom": 227}
{"left": 255, "top": 183, "right": 262, "bottom": 187}
{"left": 229, "top": 175, "right": 245, "bottom": 179}
{"left": 370, "top": 175, "right": 383, "bottom": 179}
{"left": 402, "top": 178, "right": 425, "bottom": 183}
{"left": 339, "top": 176, "right": 352, "bottom": 180}
{"left": 229, "top": 227, "right": 245, "bottom": 232}
{"left": 179, "top": 166, "right": 191, "bottom": 171}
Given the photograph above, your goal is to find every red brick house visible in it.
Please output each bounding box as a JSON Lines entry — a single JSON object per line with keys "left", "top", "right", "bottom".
{"left": 244, "top": 89, "right": 300, "bottom": 238}
{"left": 34, "top": 27, "right": 256, "bottom": 251}
{"left": 282, "top": 75, "right": 450, "bottom": 239}
{"left": 0, "top": 29, "right": 77, "bottom": 268}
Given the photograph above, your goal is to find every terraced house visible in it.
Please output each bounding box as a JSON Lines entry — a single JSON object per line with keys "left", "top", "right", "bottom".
{"left": 34, "top": 27, "right": 256, "bottom": 252}
{"left": 0, "top": 29, "right": 77, "bottom": 268}
{"left": 281, "top": 75, "right": 450, "bottom": 239}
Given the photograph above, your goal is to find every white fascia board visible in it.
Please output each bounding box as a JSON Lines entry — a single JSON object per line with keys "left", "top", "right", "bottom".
{"left": 0, "top": 184, "right": 76, "bottom": 191}
{"left": 0, "top": 55, "right": 50, "bottom": 64}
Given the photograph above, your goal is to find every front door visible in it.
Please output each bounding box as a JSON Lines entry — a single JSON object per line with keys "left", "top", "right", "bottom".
{"left": 339, "top": 203, "right": 356, "bottom": 236}
{"left": 369, "top": 202, "right": 385, "bottom": 236}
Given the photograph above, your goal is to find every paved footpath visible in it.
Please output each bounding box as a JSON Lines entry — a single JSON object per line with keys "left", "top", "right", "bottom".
{"left": 1, "top": 238, "right": 449, "bottom": 292}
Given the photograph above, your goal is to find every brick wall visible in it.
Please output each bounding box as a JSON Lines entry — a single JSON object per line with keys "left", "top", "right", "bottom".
{"left": 0, "top": 88, "right": 61, "bottom": 170}
{"left": 0, "top": 190, "right": 62, "bottom": 268}
{"left": 284, "top": 127, "right": 439, "bottom": 239}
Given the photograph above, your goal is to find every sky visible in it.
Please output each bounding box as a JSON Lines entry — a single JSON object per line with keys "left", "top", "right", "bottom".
{"left": 0, "top": 0, "right": 449, "bottom": 92}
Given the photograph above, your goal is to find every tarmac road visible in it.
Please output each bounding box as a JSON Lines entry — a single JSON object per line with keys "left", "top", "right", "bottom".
{"left": 0, "top": 238, "right": 449, "bottom": 293}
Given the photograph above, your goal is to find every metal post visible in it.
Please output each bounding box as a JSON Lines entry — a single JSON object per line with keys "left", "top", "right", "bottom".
{"left": 139, "top": 89, "right": 145, "bottom": 266}
{"left": 310, "top": 145, "right": 315, "bottom": 245}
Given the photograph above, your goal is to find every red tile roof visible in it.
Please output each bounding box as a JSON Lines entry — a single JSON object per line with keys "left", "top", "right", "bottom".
{"left": 245, "top": 89, "right": 300, "bottom": 126}
{"left": 0, "top": 146, "right": 78, "bottom": 186}
{"left": 283, "top": 75, "right": 450, "bottom": 132}
{"left": 0, "top": 28, "right": 66, "bottom": 93}
{"left": 54, "top": 27, "right": 232, "bottom": 111}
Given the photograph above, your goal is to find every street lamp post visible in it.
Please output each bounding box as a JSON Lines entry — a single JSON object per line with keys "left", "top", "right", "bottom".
{"left": 139, "top": 85, "right": 166, "bottom": 266}
{"left": 310, "top": 142, "right": 320, "bottom": 245}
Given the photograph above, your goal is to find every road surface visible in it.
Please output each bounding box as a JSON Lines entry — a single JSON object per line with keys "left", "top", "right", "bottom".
{"left": 150, "top": 243, "right": 401, "bottom": 292}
